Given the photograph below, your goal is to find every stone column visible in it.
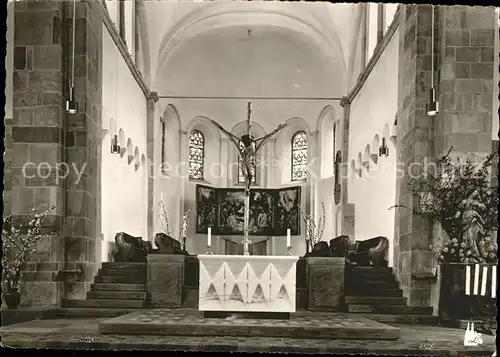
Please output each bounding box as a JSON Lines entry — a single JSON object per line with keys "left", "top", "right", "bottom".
{"left": 64, "top": 1, "right": 103, "bottom": 299}
{"left": 11, "top": 1, "right": 66, "bottom": 307}
{"left": 146, "top": 96, "right": 156, "bottom": 241}
{"left": 220, "top": 137, "right": 229, "bottom": 187}
{"left": 339, "top": 98, "right": 355, "bottom": 240}
{"left": 179, "top": 130, "right": 189, "bottom": 228}
{"left": 394, "top": 4, "right": 437, "bottom": 307}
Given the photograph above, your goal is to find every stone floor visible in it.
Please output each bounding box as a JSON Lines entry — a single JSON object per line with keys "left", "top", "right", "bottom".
{"left": 98, "top": 309, "right": 400, "bottom": 340}
{"left": 0, "top": 313, "right": 496, "bottom": 355}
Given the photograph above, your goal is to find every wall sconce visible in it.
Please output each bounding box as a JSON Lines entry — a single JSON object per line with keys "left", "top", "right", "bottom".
{"left": 426, "top": 5, "right": 439, "bottom": 117}
{"left": 111, "top": 134, "right": 120, "bottom": 154}
{"left": 379, "top": 137, "right": 389, "bottom": 157}
{"left": 65, "top": 0, "right": 78, "bottom": 114}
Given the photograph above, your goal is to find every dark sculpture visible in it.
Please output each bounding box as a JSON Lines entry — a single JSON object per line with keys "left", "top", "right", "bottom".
{"left": 329, "top": 235, "right": 351, "bottom": 257}
{"left": 347, "top": 236, "right": 389, "bottom": 267}
{"left": 154, "top": 233, "right": 189, "bottom": 255}
{"left": 113, "top": 232, "right": 152, "bottom": 262}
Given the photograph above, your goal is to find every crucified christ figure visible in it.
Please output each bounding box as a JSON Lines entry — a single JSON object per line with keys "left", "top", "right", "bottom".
{"left": 210, "top": 102, "right": 287, "bottom": 255}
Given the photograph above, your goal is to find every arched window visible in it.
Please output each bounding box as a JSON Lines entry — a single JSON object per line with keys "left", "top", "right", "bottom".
{"left": 189, "top": 130, "right": 204, "bottom": 180}
{"left": 238, "top": 141, "right": 256, "bottom": 184}
{"left": 291, "top": 131, "right": 308, "bottom": 181}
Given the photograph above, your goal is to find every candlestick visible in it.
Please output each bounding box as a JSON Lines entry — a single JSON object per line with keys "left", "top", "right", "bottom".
{"left": 286, "top": 245, "right": 292, "bottom": 256}
{"left": 473, "top": 264, "right": 480, "bottom": 295}
{"left": 465, "top": 265, "right": 471, "bottom": 295}
{"left": 207, "top": 227, "right": 211, "bottom": 247}
{"left": 287, "top": 229, "right": 291, "bottom": 247}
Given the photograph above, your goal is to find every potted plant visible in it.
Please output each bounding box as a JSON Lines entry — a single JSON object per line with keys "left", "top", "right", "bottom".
{"left": 392, "top": 148, "right": 497, "bottom": 326}
{"left": 1, "top": 206, "right": 55, "bottom": 309}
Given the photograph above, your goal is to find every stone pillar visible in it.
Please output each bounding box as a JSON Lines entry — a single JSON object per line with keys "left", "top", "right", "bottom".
{"left": 147, "top": 254, "right": 184, "bottom": 308}
{"left": 339, "top": 98, "right": 355, "bottom": 240}
{"left": 220, "top": 137, "right": 228, "bottom": 187}
{"left": 395, "top": 4, "right": 437, "bottom": 307}
{"left": 64, "top": 1, "right": 103, "bottom": 299}
{"left": 11, "top": 1, "right": 67, "bottom": 307}
{"left": 307, "top": 257, "right": 345, "bottom": 311}
{"left": 437, "top": 6, "right": 495, "bottom": 159}
{"left": 146, "top": 96, "right": 156, "bottom": 241}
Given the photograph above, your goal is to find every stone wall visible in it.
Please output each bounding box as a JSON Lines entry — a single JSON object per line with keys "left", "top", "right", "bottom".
{"left": 8, "top": 1, "right": 103, "bottom": 306}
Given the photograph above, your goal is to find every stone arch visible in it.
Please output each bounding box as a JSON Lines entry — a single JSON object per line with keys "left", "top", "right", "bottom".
{"left": 363, "top": 145, "right": 371, "bottom": 171}
{"left": 127, "top": 138, "right": 134, "bottom": 165}
{"left": 371, "top": 134, "right": 380, "bottom": 164}
{"left": 161, "top": 104, "right": 182, "bottom": 172}
{"left": 390, "top": 123, "right": 397, "bottom": 145}
{"left": 141, "top": 154, "right": 146, "bottom": 167}
{"left": 356, "top": 152, "right": 363, "bottom": 178}
{"left": 134, "top": 147, "right": 140, "bottom": 171}
{"left": 119, "top": 129, "right": 126, "bottom": 158}
{"left": 316, "top": 105, "right": 336, "bottom": 178}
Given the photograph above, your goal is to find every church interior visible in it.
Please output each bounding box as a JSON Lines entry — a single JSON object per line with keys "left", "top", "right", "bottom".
{"left": 1, "top": 0, "right": 498, "bottom": 353}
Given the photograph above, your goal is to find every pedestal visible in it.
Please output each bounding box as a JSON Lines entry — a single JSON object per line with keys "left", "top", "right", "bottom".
{"left": 307, "top": 257, "right": 346, "bottom": 311}
{"left": 147, "top": 254, "right": 184, "bottom": 308}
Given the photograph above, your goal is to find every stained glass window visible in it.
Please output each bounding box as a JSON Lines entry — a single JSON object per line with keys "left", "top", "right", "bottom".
{"left": 238, "top": 141, "right": 256, "bottom": 184}
{"left": 291, "top": 131, "right": 307, "bottom": 181}
{"left": 189, "top": 130, "right": 204, "bottom": 180}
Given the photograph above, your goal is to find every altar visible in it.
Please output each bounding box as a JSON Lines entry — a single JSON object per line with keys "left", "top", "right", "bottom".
{"left": 198, "top": 254, "right": 299, "bottom": 313}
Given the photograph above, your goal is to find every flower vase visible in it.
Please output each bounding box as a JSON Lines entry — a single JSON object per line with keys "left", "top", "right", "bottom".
{"left": 4, "top": 288, "right": 21, "bottom": 309}
{"left": 182, "top": 237, "right": 187, "bottom": 251}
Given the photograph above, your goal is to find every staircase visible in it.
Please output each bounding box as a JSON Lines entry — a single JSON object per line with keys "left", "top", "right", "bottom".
{"left": 54, "top": 262, "right": 147, "bottom": 318}
{"left": 345, "top": 266, "right": 438, "bottom": 324}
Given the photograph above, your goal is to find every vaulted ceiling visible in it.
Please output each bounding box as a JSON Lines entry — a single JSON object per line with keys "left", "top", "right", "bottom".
{"left": 139, "top": 1, "right": 362, "bottom": 98}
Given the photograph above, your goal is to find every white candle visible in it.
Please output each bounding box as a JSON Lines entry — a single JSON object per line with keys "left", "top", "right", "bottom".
{"left": 160, "top": 193, "right": 164, "bottom": 202}
{"left": 480, "top": 266, "right": 488, "bottom": 296}
{"left": 207, "top": 227, "right": 211, "bottom": 247}
{"left": 287, "top": 229, "right": 291, "bottom": 247}
{"left": 465, "top": 265, "right": 471, "bottom": 295}
{"left": 473, "top": 264, "right": 480, "bottom": 295}
{"left": 491, "top": 266, "right": 497, "bottom": 298}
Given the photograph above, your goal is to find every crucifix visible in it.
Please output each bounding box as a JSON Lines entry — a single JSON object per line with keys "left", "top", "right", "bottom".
{"left": 210, "top": 102, "right": 287, "bottom": 255}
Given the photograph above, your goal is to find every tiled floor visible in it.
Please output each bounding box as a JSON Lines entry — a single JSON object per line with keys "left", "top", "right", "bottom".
{"left": 0, "top": 314, "right": 496, "bottom": 356}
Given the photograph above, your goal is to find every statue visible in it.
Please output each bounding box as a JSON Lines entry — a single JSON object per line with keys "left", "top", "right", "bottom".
{"left": 461, "top": 191, "right": 484, "bottom": 262}
{"left": 210, "top": 102, "right": 287, "bottom": 255}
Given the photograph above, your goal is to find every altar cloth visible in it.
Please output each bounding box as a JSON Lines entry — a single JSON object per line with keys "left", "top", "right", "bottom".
{"left": 198, "top": 255, "right": 299, "bottom": 312}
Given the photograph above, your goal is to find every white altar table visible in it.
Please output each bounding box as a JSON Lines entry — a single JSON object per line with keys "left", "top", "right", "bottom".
{"left": 198, "top": 255, "right": 299, "bottom": 313}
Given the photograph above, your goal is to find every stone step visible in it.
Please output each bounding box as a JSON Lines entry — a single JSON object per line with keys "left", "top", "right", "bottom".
{"left": 62, "top": 299, "right": 145, "bottom": 309}
{"left": 346, "top": 288, "right": 403, "bottom": 297}
{"left": 101, "top": 262, "right": 147, "bottom": 269}
{"left": 87, "top": 290, "right": 147, "bottom": 300}
{"left": 349, "top": 267, "right": 393, "bottom": 274}
{"left": 346, "top": 280, "right": 399, "bottom": 289}
{"left": 98, "top": 268, "right": 147, "bottom": 277}
{"left": 347, "top": 273, "right": 397, "bottom": 282}
{"left": 352, "top": 313, "right": 439, "bottom": 325}
{"left": 91, "top": 283, "right": 146, "bottom": 291}
{"left": 94, "top": 275, "right": 146, "bottom": 284}
{"left": 51, "top": 307, "right": 137, "bottom": 318}
{"left": 347, "top": 304, "right": 433, "bottom": 315}
{"left": 344, "top": 296, "right": 407, "bottom": 305}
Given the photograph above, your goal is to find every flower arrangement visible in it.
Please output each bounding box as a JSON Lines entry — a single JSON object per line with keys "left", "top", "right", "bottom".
{"left": 298, "top": 203, "right": 326, "bottom": 252}
{"left": 157, "top": 200, "right": 191, "bottom": 250}
{"left": 1, "top": 206, "right": 55, "bottom": 291}
{"left": 391, "top": 148, "right": 498, "bottom": 264}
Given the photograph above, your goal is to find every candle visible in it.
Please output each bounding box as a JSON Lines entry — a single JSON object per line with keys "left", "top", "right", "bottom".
{"left": 287, "top": 229, "right": 291, "bottom": 247}
{"left": 491, "top": 266, "right": 497, "bottom": 299}
{"left": 480, "top": 266, "right": 488, "bottom": 296}
{"left": 473, "top": 264, "right": 480, "bottom": 295}
{"left": 207, "top": 227, "right": 211, "bottom": 247}
{"left": 160, "top": 193, "right": 164, "bottom": 202}
{"left": 465, "top": 265, "right": 471, "bottom": 295}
